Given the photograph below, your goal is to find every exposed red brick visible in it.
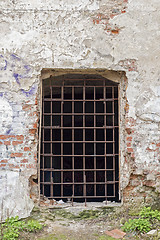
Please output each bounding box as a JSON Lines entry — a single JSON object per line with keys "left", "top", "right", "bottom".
{"left": 0, "top": 135, "right": 17, "bottom": 140}
{"left": 21, "top": 159, "right": 28, "bottom": 163}
{"left": 10, "top": 153, "right": 23, "bottom": 157}
{"left": 110, "top": 14, "right": 116, "bottom": 19}
{"left": 0, "top": 141, "right": 2, "bottom": 145}
{"left": 12, "top": 141, "right": 23, "bottom": 146}
{"left": 10, "top": 135, "right": 16, "bottom": 138}
{"left": 0, "top": 135, "right": 8, "bottom": 139}
{"left": 0, "top": 159, "right": 8, "bottom": 163}
{"left": 16, "top": 135, "right": 24, "bottom": 140}
{"left": 93, "top": 19, "right": 100, "bottom": 24}
{"left": 119, "top": 59, "right": 138, "bottom": 72}
{"left": 143, "top": 180, "right": 156, "bottom": 187}
{"left": 126, "top": 128, "right": 132, "bottom": 134}
{"left": 35, "top": 97, "right": 38, "bottom": 105}
{"left": 127, "top": 148, "right": 133, "bottom": 153}
{"left": 127, "top": 142, "right": 131, "bottom": 147}
{"left": 34, "top": 111, "right": 38, "bottom": 115}
{"left": 26, "top": 164, "right": 36, "bottom": 168}
{"left": 29, "top": 129, "right": 37, "bottom": 135}
{"left": 8, "top": 164, "right": 14, "bottom": 168}
{"left": 33, "top": 123, "right": 37, "bottom": 128}
{"left": 126, "top": 118, "right": 136, "bottom": 126}
{"left": 4, "top": 141, "right": 11, "bottom": 145}
{"left": 125, "top": 186, "right": 134, "bottom": 191}
{"left": 146, "top": 147, "right": 153, "bottom": 152}
{"left": 111, "top": 29, "right": 120, "bottom": 34}
{"left": 24, "top": 147, "right": 31, "bottom": 151}
{"left": 22, "top": 104, "right": 31, "bottom": 111}
{"left": 20, "top": 164, "right": 25, "bottom": 168}
{"left": 124, "top": 102, "right": 129, "bottom": 113}
{"left": 0, "top": 164, "right": 6, "bottom": 168}
{"left": 34, "top": 153, "right": 37, "bottom": 162}
{"left": 9, "top": 164, "right": 20, "bottom": 169}
{"left": 92, "top": 0, "right": 128, "bottom": 35}
{"left": 126, "top": 137, "right": 132, "bottom": 141}
{"left": 130, "top": 174, "right": 137, "bottom": 180}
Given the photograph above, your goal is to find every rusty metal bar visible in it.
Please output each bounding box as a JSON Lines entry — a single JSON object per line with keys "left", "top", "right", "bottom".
{"left": 72, "top": 87, "right": 74, "bottom": 203}
{"left": 44, "top": 99, "right": 118, "bottom": 102}
{"left": 104, "top": 80, "right": 107, "bottom": 203}
{"left": 112, "top": 87, "right": 115, "bottom": 199}
{"left": 42, "top": 126, "right": 118, "bottom": 128}
{"left": 41, "top": 154, "right": 119, "bottom": 156}
{"left": 93, "top": 86, "right": 96, "bottom": 198}
{"left": 50, "top": 83, "right": 53, "bottom": 198}
{"left": 41, "top": 169, "right": 115, "bottom": 171}
{"left": 45, "top": 196, "right": 116, "bottom": 199}
{"left": 83, "top": 81, "right": 86, "bottom": 205}
{"left": 61, "top": 85, "right": 64, "bottom": 196}
{"left": 40, "top": 78, "right": 119, "bottom": 203}
{"left": 41, "top": 181, "right": 118, "bottom": 185}
{"left": 43, "top": 113, "right": 115, "bottom": 115}
{"left": 38, "top": 77, "right": 43, "bottom": 205}
{"left": 42, "top": 87, "right": 45, "bottom": 198}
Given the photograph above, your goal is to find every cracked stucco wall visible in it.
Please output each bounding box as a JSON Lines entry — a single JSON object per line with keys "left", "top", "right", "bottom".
{"left": 0, "top": 0, "right": 160, "bottom": 219}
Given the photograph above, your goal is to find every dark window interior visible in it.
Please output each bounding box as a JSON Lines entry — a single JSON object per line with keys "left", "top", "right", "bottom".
{"left": 40, "top": 75, "right": 119, "bottom": 203}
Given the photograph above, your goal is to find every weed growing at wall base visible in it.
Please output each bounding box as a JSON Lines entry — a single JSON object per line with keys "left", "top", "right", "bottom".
{"left": 122, "top": 218, "right": 151, "bottom": 233}
{"left": 0, "top": 216, "right": 43, "bottom": 240}
{"left": 139, "top": 207, "right": 160, "bottom": 221}
{"left": 122, "top": 207, "right": 160, "bottom": 233}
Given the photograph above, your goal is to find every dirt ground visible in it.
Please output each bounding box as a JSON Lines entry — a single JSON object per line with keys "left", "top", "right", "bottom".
{"left": 19, "top": 202, "right": 159, "bottom": 240}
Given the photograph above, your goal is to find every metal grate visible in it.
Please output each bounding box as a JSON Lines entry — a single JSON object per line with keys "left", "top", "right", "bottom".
{"left": 40, "top": 78, "right": 119, "bottom": 203}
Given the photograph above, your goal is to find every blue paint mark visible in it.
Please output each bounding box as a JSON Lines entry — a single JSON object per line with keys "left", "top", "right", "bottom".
{"left": 2, "top": 53, "right": 34, "bottom": 97}
{"left": 6, "top": 129, "right": 12, "bottom": 135}
{"left": 0, "top": 93, "right": 3, "bottom": 97}
{"left": 13, "top": 73, "right": 20, "bottom": 85}
{"left": 10, "top": 54, "right": 21, "bottom": 61}
{"left": 0, "top": 55, "right": 7, "bottom": 70}
{"left": 12, "top": 63, "right": 31, "bottom": 86}
{"left": 24, "top": 65, "right": 31, "bottom": 74}
{"left": 21, "top": 85, "right": 36, "bottom": 97}
{"left": 4, "top": 60, "right": 7, "bottom": 70}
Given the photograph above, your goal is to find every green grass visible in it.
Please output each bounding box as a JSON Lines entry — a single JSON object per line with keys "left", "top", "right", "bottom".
{"left": 98, "top": 235, "right": 115, "bottom": 240}
{"left": 38, "top": 234, "right": 58, "bottom": 240}
{"left": 122, "top": 207, "right": 160, "bottom": 233}
{"left": 50, "top": 208, "right": 113, "bottom": 221}
{"left": 0, "top": 216, "right": 43, "bottom": 240}
{"left": 38, "top": 233, "right": 75, "bottom": 240}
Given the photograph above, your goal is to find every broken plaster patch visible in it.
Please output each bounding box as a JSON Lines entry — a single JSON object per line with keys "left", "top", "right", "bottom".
{"left": 135, "top": 90, "right": 160, "bottom": 122}
{"left": 0, "top": 170, "right": 34, "bottom": 221}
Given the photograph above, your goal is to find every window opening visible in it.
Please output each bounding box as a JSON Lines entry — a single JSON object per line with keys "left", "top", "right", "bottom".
{"left": 40, "top": 77, "right": 119, "bottom": 203}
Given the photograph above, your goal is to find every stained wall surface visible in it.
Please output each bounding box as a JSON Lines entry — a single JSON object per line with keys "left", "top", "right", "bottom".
{"left": 0, "top": 0, "right": 160, "bottom": 219}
